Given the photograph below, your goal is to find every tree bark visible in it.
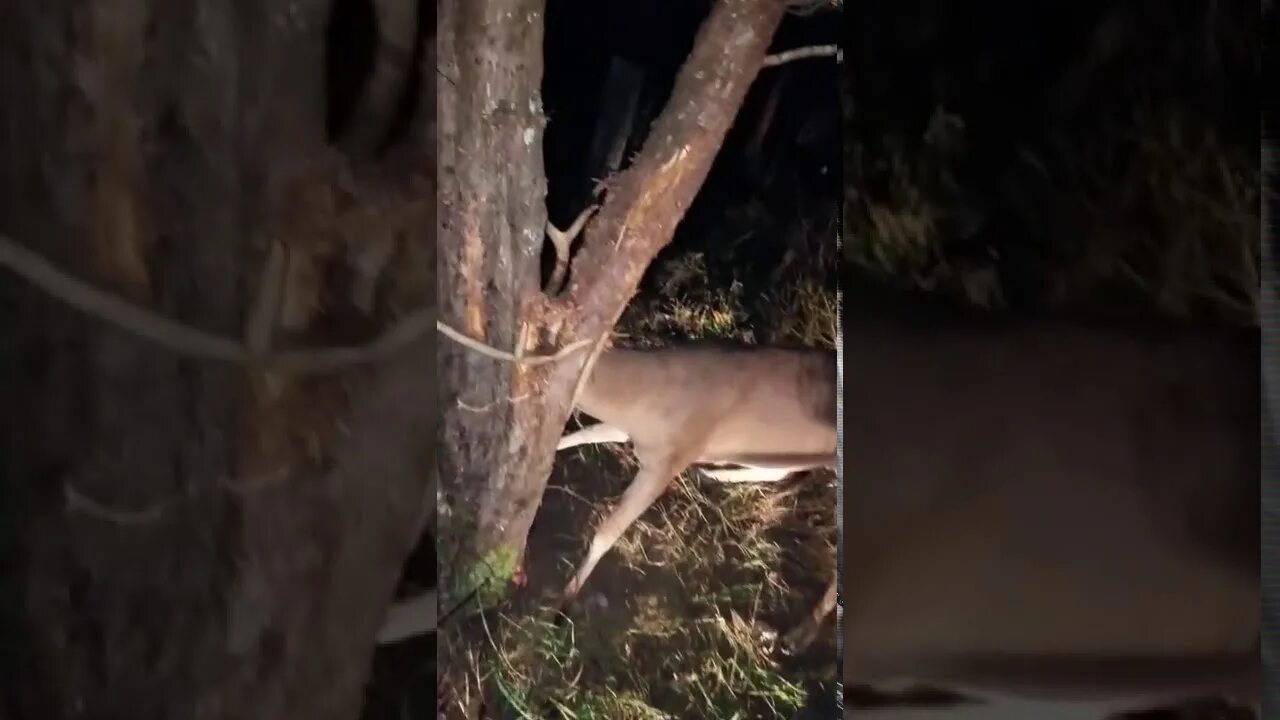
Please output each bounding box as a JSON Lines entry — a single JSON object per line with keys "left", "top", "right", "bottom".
{"left": 0, "top": 2, "right": 434, "bottom": 719}
{"left": 436, "top": 0, "right": 551, "bottom": 605}
{"left": 436, "top": 0, "right": 788, "bottom": 614}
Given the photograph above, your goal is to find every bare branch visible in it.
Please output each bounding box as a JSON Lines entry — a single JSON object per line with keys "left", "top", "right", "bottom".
{"left": 63, "top": 484, "right": 172, "bottom": 525}
{"left": 435, "top": 319, "right": 595, "bottom": 366}
{"left": 762, "top": 44, "right": 839, "bottom": 67}
{"left": 544, "top": 204, "right": 599, "bottom": 294}
{"left": 0, "top": 233, "right": 247, "bottom": 363}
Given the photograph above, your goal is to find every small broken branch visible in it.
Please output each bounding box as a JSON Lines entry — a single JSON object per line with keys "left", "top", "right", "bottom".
{"left": 544, "top": 203, "right": 599, "bottom": 295}
{"left": 435, "top": 319, "right": 595, "bottom": 366}
{"left": 762, "top": 44, "right": 840, "bottom": 67}
{"left": 63, "top": 484, "right": 172, "bottom": 525}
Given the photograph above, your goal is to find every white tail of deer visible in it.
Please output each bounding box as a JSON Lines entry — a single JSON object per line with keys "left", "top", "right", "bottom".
{"left": 556, "top": 343, "right": 837, "bottom": 602}
{"left": 841, "top": 295, "right": 1260, "bottom": 719}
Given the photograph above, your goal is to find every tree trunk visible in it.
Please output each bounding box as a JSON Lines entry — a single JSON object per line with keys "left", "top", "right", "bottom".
{"left": 0, "top": 2, "right": 434, "bottom": 719}
{"left": 436, "top": 0, "right": 787, "bottom": 617}
{"left": 436, "top": 0, "right": 552, "bottom": 608}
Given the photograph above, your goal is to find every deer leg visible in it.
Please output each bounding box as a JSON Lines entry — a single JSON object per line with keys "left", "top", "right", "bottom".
{"left": 562, "top": 454, "right": 681, "bottom": 601}
{"left": 557, "top": 423, "right": 630, "bottom": 450}
{"left": 699, "top": 466, "right": 797, "bottom": 483}
{"left": 781, "top": 575, "right": 838, "bottom": 654}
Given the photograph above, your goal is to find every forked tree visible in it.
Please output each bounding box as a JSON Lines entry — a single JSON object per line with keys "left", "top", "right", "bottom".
{"left": 436, "top": 0, "right": 795, "bottom": 619}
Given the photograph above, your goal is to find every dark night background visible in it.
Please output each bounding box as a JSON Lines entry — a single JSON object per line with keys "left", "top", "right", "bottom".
{"left": 370, "top": 0, "right": 1266, "bottom": 718}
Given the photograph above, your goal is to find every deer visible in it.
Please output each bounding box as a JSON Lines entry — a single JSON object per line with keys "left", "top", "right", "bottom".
{"left": 369, "top": 341, "right": 836, "bottom": 646}
{"left": 837, "top": 286, "right": 1261, "bottom": 719}
{"left": 555, "top": 342, "right": 838, "bottom": 604}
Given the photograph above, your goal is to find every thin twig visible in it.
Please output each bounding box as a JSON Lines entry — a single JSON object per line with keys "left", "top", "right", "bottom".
{"left": 0, "top": 233, "right": 432, "bottom": 374}
{"left": 457, "top": 393, "right": 530, "bottom": 413}
{"left": 761, "top": 44, "right": 839, "bottom": 67}
{"left": 0, "top": 233, "right": 248, "bottom": 363}
{"left": 435, "top": 319, "right": 594, "bottom": 366}
{"left": 64, "top": 484, "right": 172, "bottom": 525}
{"left": 265, "top": 306, "right": 434, "bottom": 373}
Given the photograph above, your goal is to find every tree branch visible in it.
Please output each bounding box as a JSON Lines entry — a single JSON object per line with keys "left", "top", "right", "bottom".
{"left": 762, "top": 44, "right": 839, "bottom": 67}
{"left": 557, "top": 0, "right": 788, "bottom": 340}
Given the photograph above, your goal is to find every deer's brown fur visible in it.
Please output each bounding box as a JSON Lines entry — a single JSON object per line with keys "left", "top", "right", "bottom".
{"left": 558, "top": 343, "right": 837, "bottom": 600}
{"left": 841, "top": 297, "right": 1259, "bottom": 718}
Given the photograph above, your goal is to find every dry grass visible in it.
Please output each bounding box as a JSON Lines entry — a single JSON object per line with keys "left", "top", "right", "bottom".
{"left": 476, "top": 595, "right": 810, "bottom": 720}
{"left": 474, "top": 463, "right": 834, "bottom": 719}
{"left": 1035, "top": 104, "right": 1260, "bottom": 323}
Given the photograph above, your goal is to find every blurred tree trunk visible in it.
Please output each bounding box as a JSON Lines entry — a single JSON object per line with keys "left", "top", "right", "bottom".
{"left": 435, "top": 0, "right": 787, "bottom": 628}
{"left": 0, "top": 2, "right": 434, "bottom": 719}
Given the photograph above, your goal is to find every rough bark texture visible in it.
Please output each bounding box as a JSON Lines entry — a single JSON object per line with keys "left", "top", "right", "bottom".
{"left": 436, "top": 0, "right": 787, "bottom": 611}
{"left": 436, "top": 0, "right": 551, "bottom": 604}
{"left": 0, "top": 2, "right": 435, "bottom": 719}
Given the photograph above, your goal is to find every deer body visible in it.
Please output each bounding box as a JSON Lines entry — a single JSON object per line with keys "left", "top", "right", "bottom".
{"left": 841, "top": 299, "right": 1260, "bottom": 718}
{"left": 558, "top": 343, "right": 836, "bottom": 599}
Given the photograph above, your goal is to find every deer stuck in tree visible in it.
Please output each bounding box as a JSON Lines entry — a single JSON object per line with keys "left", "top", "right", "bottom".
{"left": 555, "top": 342, "right": 838, "bottom": 602}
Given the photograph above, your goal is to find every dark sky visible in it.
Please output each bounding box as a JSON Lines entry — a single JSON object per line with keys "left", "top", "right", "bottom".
{"left": 541, "top": 0, "right": 841, "bottom": 232}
